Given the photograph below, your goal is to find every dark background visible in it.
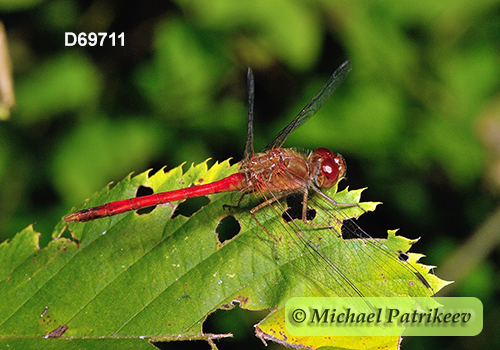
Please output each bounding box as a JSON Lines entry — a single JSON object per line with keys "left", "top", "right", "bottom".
{"left": 1, "top": 0, "right": 499, "bottom": 349}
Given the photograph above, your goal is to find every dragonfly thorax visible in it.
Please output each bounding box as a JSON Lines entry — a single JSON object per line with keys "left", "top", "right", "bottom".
{"left": 239, "top": 147, "right": 345, "bottom": 195}
{"left": 239, "top": 148, "right": 311, "bottom": 194}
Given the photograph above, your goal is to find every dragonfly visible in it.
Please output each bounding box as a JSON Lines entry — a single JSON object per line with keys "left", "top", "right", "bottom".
{"left": 65, "top": 61, "right": 433, "bottom": 298}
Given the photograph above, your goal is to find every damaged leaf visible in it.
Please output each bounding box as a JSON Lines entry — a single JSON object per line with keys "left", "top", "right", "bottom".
{"left": 0, "top": 160, "right": 449, "bottom": 349}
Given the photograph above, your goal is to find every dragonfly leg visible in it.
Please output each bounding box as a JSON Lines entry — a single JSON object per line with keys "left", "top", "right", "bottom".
{"left": 301, "top": 189, "right": 309, "bottom": 224}
{"left": 250, "top": 193, "right": 288, "bottom": 260}
{"left": 222, "top": 192, "right": 248, "bottom": 211}
{"left": 287, "top": 190, "right": 367, "bottom": 238}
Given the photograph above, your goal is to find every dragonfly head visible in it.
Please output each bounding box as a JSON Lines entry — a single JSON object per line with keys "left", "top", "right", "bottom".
{"left": 309, "top": 148, "right": 346, "bottom": 189}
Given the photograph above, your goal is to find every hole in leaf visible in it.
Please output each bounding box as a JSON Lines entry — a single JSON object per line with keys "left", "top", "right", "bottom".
{"left": 216, "top": 215, "right": 241, "bottom": 243}
{"left": 282, "top": 193, "right": 316, "bottom": 223}
{"left": 398, "top": 251, "right": 409, "bottom": 262}
{"left": 172, "top": 196, "right": 210, "bottom": 218}
{"left": 341, "top": 218, "right": 363, "bottom": 240}
{"left": 341, "top": 217, "right": 386, "bottom": 240}
{"left": 203, "top": 305, "right": 269, "bottom": 349}
{"left": 55, "top": 227, "right": 80, "bottom": 249}
{"left": 135, "top": 185, "right": 155, "bottom": 215}
{"left": 153, "top": 340, "right": 210, "bottom": 350}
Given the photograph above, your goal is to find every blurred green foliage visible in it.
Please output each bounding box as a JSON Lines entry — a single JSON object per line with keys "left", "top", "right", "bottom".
{"left": 1, "top": 0, "right": 500, "bottom": 349}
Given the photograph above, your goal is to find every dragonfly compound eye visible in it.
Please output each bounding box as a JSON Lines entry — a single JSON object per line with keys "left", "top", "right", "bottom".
{"left": 311, "top": 148, "right": 346, "bottom": 189}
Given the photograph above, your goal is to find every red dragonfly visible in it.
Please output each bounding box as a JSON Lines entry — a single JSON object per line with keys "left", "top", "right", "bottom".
{"left": 65, "top": 61, "right": 432, "bottom": 297}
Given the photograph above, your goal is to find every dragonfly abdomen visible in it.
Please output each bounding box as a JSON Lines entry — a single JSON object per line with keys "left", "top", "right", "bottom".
{"left": 64, "top": 172, "right": 248, "bottom": 222}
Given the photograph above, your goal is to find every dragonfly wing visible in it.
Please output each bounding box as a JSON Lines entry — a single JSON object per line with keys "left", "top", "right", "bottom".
{"left": 305, "top": 184, "right": 435, "bottom": 297}
{"left": 263, "top": 60, "right": 351, "bottom": 151}
{"left": 244, "top": 67, "right": 256, "bottom": 160}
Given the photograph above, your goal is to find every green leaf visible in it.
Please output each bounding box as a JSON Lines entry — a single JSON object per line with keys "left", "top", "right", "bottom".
{"left": 0, "top": 160, "right": 449, "bottom": 349}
